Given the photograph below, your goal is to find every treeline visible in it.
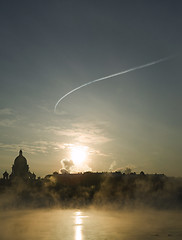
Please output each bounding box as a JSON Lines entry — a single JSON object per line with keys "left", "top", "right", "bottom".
{"left": 0, "top": 172, "right": 182, "bottom": 209}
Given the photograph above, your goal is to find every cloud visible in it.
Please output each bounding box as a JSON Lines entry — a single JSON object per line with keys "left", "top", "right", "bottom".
{"left": 0, "top": 119, "right": 16, "bottom": 127}
{"left": 109, "top": 161, "right": 116, "bottom": 171}
{"left": 0, "top": 108, "right": 14, "bottom": 115}
{"left": 60, "top": 159, "right": 74, "bottom": 173}
{"left": 46, "top": 121, "right": 112, "bottom": 145}
{"left": 0, "top": 108, "right": 22, "bottom": 127}
{"left": 0, "top": 109, "right": 14, "bottom": 127}
{"left": 115, "top": 164, "right": 136, "bottom": 173}
{"left": 60, "top": 156, "right": 92, "bottom": 174}
{"left": 0, "top": 140, "right": 63, "bottom": 155}
{"left": 89, "top": 149, "right": 111, "bottom": 157}
{"left": 0, "top": 142, "right": 47, "bottom": 154}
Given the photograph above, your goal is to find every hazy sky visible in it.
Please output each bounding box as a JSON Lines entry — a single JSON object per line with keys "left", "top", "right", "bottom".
{"left": 0, "top": 0, "right": 182, "bottom": 177}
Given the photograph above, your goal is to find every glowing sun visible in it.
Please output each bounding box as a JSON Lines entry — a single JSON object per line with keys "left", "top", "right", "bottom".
{"left": 70, "top": 146, "right": 88, "bottom": 165}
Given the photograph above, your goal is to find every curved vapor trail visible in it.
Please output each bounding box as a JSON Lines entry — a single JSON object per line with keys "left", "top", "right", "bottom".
{"left": 54, "top": 55, "right": 174, "bottom": 113}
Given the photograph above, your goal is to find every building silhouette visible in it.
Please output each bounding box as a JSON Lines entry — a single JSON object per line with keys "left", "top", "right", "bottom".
{"left": 9, "top": 150, "right": 36, "bottom": 180}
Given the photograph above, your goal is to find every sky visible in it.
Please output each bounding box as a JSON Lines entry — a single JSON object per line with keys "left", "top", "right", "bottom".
{"left": 0, "top": 0, "right": 182, "bottom": 177}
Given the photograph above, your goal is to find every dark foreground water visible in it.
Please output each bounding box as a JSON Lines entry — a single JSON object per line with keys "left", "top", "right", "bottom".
{"left": 0, "top": 209, "right": 182, "bottom": 240}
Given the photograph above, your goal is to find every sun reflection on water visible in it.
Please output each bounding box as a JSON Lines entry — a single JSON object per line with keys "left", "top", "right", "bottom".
{"left": 74, "top": 211, "right": 88, "bottom": 240}
{"left": 75, "top": 225, "right": 82, "bottom": 240}
{"left": 74, "top": 211, "right": 82, "bottom": 240}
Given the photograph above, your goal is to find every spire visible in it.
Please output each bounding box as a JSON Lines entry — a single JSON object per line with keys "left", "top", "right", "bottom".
{"left": 19, "top": 149, "right": 23, "bottom": 156}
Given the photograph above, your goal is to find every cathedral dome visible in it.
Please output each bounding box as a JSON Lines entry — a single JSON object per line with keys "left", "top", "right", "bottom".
{"left": 10, "top": 150, "right": 31, "bottom": 179}
{"left": 14, "top": 150, "right": 28, "bottom": 166}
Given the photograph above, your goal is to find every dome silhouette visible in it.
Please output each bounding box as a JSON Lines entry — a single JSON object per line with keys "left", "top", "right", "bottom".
{"left": 10, "top": 150, "right": 29, "bottom": 178}
{"left": 14, "top": 150, "right": 28, "bottom": 166}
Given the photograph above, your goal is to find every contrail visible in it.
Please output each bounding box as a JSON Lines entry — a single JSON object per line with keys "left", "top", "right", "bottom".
{"left": 54, "top": 55, "right": 174, "bottom": 113}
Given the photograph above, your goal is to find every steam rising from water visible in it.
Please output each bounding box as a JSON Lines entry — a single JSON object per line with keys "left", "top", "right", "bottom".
{"left": 0, "top": 209, "right": 182, "bottom": 240}
{"left": 54, "top": 55, "right": 174, "bottom": 113}
{"left": 0, "top": 173, "right": 182, "bottom": 239}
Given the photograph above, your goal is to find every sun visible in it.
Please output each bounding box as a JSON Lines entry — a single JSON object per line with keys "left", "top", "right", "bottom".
{"left": 70, "top": 146, "right": 88, "bottom": 165}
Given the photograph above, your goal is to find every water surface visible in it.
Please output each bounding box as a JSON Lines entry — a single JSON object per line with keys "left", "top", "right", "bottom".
{"left": 0, "top": 209, "right": 182, "bottom": 240}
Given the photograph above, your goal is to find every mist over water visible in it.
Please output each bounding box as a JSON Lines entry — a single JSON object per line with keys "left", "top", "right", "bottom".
{"left": 1, "top": 174, "right": 182, "bottom": 239}
{"left": 0, "top": 209, "right": 182, "bottom": 240}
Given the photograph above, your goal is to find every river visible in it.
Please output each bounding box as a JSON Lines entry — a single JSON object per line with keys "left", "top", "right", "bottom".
{"left": 0, "top": 209, "right": 182, "bottom": 240}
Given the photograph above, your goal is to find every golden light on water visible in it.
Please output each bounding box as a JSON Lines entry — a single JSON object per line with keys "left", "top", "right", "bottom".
{"left": 74, "top": 211, "right": 83, "bottom": 240}
{"left": 75, "top": 225, "right": 82, "bottom": 240}
{"left": 74, "top": 211, "right": 89, "bottom": 240}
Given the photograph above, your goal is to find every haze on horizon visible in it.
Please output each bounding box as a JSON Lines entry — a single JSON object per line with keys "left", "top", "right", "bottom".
{"left": 0, "top": 1, "right": 182, "bottom": 177}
